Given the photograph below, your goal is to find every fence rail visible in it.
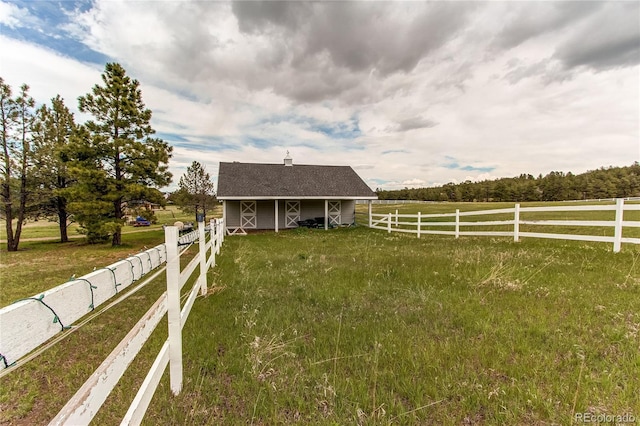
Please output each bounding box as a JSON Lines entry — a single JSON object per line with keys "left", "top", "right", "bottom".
{"left": 0, "top": 228, "right": 204, "bottom": 374}
{"left": 49, "top": 218, "right": 224, "bottom": 425}
{"left": 368, "top": 199, "right": 639, "bottom": 252}
{"left": 357, "top": 196, "right": 640, "bottom": 205}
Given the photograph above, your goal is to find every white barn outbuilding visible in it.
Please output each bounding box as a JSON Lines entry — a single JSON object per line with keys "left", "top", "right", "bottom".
{"left": 216, "top": 154, "right": 377, "bottom": 234}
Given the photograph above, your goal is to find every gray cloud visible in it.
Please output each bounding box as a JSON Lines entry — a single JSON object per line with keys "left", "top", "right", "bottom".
{"left": 396, "top": 116, "right": 439, "bottom": 132}
{"left": 70, "top": 1, "right": 639, "bottom": 108}
{"left": 228, "top": 1, "right": 477, "bottom": 104}
{"left": 232, "top": 1, "right": 309, "bottom": 34}
{"left": 381, "top": 116, "right": 439, "bottom": 134}
{"left": 104, "top": 1, "right": 637, "bottom": 106}
{"left": 298, "top": 2, "right": 475, "bottom": 75}
{"left": 503, "top": 59, "right": 572, "bottom": 85}
{"left": 493, "top": 1, "right": 602, "bottom": 50}
{"left": 3, "top": 0, "right": 638, "bottom": 194}
{"left": 553, "top": 2, "right": 640, "bottom": 71}
{"left": 495, "top": 2, "right": 639, "bottom": 83}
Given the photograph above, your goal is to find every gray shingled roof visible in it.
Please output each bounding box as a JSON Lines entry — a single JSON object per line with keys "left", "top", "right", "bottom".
{"left": 217, "top": 162, "right": 377, "bottom": 199}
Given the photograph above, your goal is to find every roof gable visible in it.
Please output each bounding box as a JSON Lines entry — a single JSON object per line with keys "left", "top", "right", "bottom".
{"left": 217, "top": 162, "right": 377, "bottom": 199}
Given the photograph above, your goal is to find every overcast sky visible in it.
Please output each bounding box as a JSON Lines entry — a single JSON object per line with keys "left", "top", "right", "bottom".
{"left": 1, "top": 1, "right": 638, "bottom": 191}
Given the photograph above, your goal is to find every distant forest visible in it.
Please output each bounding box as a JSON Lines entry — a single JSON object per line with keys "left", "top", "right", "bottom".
{"left": 377, "top": 163, "right": 640, "bottom": 202}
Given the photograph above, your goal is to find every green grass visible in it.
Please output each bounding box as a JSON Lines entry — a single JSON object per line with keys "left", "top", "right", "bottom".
{"left": 0, "top": 246, "right": 198, "bottom": 424}
{"left": 0, "top": 221, "right": 84, "bottom": 241}
{"left": 0, "top": 230, "right": 168, "bottom": 307}
{"left": 145, "top": 228, "right": 639, "bottom": 424}
{"left": 357, "top": 201, "right": 640, "bottom": 240}
{"left": 0, "top": 205, "right": 222, "bottom": 306}
{"left": 1, "top": 217, "right": 639, "bottom": 424}
{"left": 0, "top": 205, "right": 218, "bottom": 241}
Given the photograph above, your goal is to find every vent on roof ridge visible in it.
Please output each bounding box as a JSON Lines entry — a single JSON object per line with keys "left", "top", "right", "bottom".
{"left": 284, "top": 151, "right": 293, "bottom": 167}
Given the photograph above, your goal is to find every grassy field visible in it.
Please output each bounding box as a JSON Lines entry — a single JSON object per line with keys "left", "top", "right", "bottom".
{"left": 2, "top": 216, "right": 638, "bottom": 424}
{"left": 0, "top": 230, "right": 168, "bottom": 307}
{"left": 0, "top": 205, "right": 204, "bottom": 242}
{"left": 356, "top": 200, "right": 640, "bottom": 240}
{"left": 0, "top": 206, "right": 223, "bottom": 307}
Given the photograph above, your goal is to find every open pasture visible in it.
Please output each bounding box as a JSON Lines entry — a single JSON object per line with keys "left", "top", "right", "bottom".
{"left": 0, "top": 206, "right": 221, "bottom": 307}
{"left": 357, "top": 200, "right": 640, "bottom": 244}
{"left": 2, "top": 223, "right": 638, "bottom": 425}
{"left": 141, "top": 227, "right": 640, "bottom": 424}
{"left": 0, "top": 205, "right": 212, "bottom": 242}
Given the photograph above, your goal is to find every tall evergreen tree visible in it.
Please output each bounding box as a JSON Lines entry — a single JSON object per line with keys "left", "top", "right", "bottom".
{"left": 68, "top": 63, "right": 172, "bottom": 245}
{"left": 175, "top": 161, "right": 216, "bottom": 221}
{"left": 0, "top": 78, "right": 16, "bottom": 250}
{"left": 32, "top": 95, "right": 77, "bottom": 242}
{"left": 0, "top": 79, "right": 35, "bottom": 251}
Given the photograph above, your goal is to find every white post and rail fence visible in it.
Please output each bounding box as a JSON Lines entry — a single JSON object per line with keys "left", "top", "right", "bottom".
{"left": 368, "top": 198, "right": 640, "bottom": 253}
{"left": 0, "top": 217, "right": 225, "bottom": 425}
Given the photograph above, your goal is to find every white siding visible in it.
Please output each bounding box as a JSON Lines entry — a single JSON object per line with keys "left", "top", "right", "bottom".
{"left": 256, "top": 201, "right": 276, "bottom": 229}
{"left": 225, "top": 201, "right": 241, "bottom": 228}
{"left": 341, "top": 200, "right": 356, "bottom": 225}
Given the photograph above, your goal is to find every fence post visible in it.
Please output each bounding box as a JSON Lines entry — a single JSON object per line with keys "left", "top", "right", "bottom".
{"left": 514, "top": 203, "right": 520, "bottom": 242}
{"left": 198, "top": 218, "right": 207, "bottom": 296}
{"left": 613, "top": 198, "right": 624, "bottom": 253}
{"left": 164, "top": 226, "right": 183, "bottom": 395}
{"left": 395, "top": 209, "right": 399, "bottom": 227}
{"left": 216, "top": 219, "right": 222, "bottom": 254}
{"left": 214, "top": 219, "right": 218, "bottom": 268}
{"left": 455, "top": 209, "right": 460, "bottom": 239}
{"left": 368, "top": 201, "right": 372, "bottom": 228}
{"left": 387, "top": 213, "right": 392, "bottom": 233}
{"left": 417, "top": 211, "right": 421, "bottom": 239}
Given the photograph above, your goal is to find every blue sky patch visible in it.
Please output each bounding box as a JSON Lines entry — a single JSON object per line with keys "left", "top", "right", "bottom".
{"left": 309, "top": 117, "right": 361, "bottom": 140}
{"left": 261, "top": 113, "right": 362, "bottom": 140}
{"left": 370, "top": 178, "right": 390, "bottom": 185}
{"left": 460, "top": 165, "right": 495, "bottom": 173}
{"left": 443, "top": 157, "right": 495, "bottom": 173}
{"left": 1, "top": 0, "right": 109, "bottom": 64}
{"left": 166, "top": 135, "right": 241, "bottom": 152}
{"left": 156, "top": 132, "right": 190, "bottom": 143}
{"left": 382, "top": 149, "right": 409, "bottom": 155}
{"left": 245, "top": 136, "right": 274, "bottom": 149}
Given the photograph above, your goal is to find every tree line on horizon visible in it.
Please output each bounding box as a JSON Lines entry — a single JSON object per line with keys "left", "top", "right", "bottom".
{"left": 377, "top": 163, "right": 640, "bottom": 202}
{"left": 1, "top": 63, "right": 214, "bottom": 252}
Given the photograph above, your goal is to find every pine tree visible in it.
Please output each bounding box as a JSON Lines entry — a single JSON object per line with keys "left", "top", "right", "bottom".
{"left": 176, "top": 161, "right": 216, "bottom": 221}
{"left": 0, "top": 79, "right": 35, "bottom": 251}
{"left": 32, "top": 95, "right": 77, "bottom": 242}
{"left": 68, "top": 63, "right": 172, "bottom": 245}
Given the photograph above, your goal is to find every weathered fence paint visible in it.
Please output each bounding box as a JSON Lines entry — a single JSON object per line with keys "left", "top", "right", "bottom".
{"left": 0, "top": 229, "right": 204, "bottom": 373}
{"left": 49, "top": 218, "right": 225, "bottom": 425}
{"left": 48, "top": 294, "right": 169, "bottom": 425}
{"left": 123, "top": 218, "right": 224, "bottom": 425}
{"left": 369, "top": 199, "right": 640, "bottom": 252}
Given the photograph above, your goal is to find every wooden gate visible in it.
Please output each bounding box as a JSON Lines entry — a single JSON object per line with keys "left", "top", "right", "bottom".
{"left": 240, "top": 201, "right": 256, "bottom": 229}
{"left": 286, "top": 201, "right": 300, "bottom": 228}
{"left": 328, "top": 201, "right": 341, "bottom": 226}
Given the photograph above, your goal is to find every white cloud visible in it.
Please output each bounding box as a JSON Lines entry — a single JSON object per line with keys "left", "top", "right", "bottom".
{"left": 1, "top": 1, "right": 638, "bottom": 192}
{"left": 0, "top": 1, "right": 34, "bottom": 29}
{"left": 402, "top": 179, "right": 427, "bottom": 187}
{"left": 0, "top": 35, "right": 102, "bottom": 115}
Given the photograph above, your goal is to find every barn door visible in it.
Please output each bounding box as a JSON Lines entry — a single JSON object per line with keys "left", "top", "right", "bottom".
{"left": 328, "top": 201, "right": 341, "bottom": 226}
{"left": 240, "top": 201, "right": 256, "bottom": 229}
{"left": 286, "top": 201, "right": 300, "bottom": 227}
